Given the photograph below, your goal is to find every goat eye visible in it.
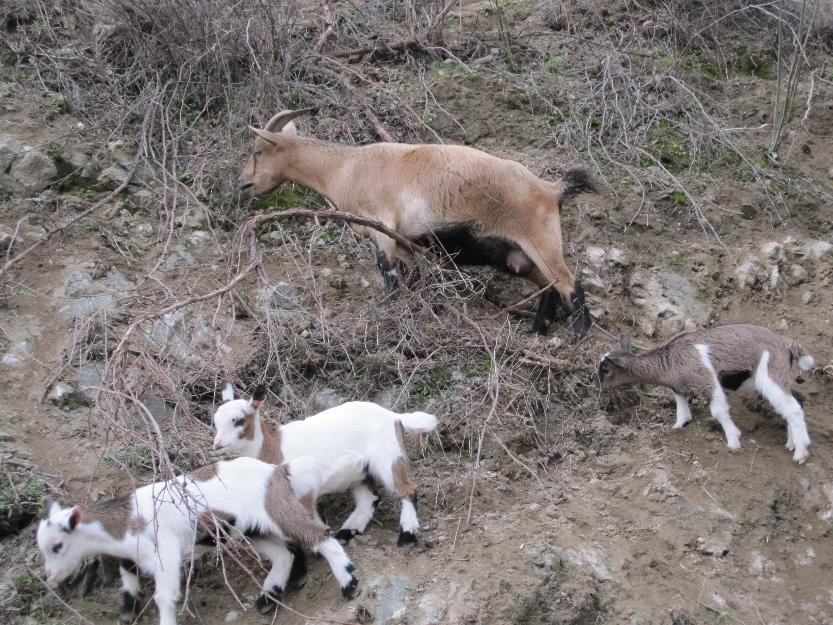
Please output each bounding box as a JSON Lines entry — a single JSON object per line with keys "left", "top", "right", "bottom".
{"left": 254, "top": 150, "right": 262, "bottom": 157}
{"left": 52, "top": 542, "right": 63, "bottom": 553}
{"left": 233, "top": 418, "right": 244, "bottom": 427}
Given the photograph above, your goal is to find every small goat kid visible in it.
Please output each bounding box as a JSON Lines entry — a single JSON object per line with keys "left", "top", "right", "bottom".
{"left": 213, "top": 384, "right": 438, "bottom": 546}
{"left": 239, "top": 109, "right": 596, "bottom": 336}
{"left": 37, "top": 458, "right": 358, "bottom": 625}
{"left": 597, "top": 324, "right": 815, "bottom": 463}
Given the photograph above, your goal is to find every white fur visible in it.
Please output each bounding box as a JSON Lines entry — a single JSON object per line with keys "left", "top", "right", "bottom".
{"left": 695, "top": 344, "right": 742, "bottom": 450}
{"left": 399, "top": 500, "right": 420, "bottom": 534}
{"left": 754, "top": 351, "right": 811, "bottom": 463}
{"left": 799, "top": 354, "right": 815, "bottom": 371}
{"left": 36, "top": 458, "right": 355, "bottom": 625}
{"left": 213, "top": 397, "right": 438, "bottom": 541}
{"left": 672, "top": 393, "right": 692, "bottom": 429}
{"left": 339, "top": 483, "right": 379, "bottom": 534}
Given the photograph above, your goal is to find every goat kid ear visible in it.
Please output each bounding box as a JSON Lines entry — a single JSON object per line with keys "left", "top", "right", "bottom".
{"left": 64, "top": 506, "right": 83, "bottom": 531}
{"left": 248, "top": 127, "right": 279, "bottom": 146}
{"left": 221, "top": 383, "right": 236, "bottom": 403}
{"left": 619, "top": 334, "right": 632, "bottom": 353}
{"left": 250, "top": 385, "right": 267, "bottom": 411}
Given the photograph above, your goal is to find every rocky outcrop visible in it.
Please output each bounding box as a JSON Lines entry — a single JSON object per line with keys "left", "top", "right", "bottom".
{"left": 0, "top": 135, "right": 57, "bottom": 196}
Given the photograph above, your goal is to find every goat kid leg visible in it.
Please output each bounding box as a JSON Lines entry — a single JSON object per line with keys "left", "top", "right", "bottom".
{"left": 315, "top": 538, "right": 359, "bottom": 598}
{"left": 336, "top": 482, "right": 379, "bottom": 544}
{"left": 672, "top": 393, "right": 692, "bottom": 429}
{"left": 253, "top": 539, "right": 294, "bottom": 614}
{"left": 754, "top": 352, "right": 811, "bottom": 463}
{"left": 708, "top": 385, "right": 742, "bottom": 450}
{"left": 372, "top": 235, "right": 400, "bottom": 294}
{"left": 381, "top": 456, "right": 420, "bottom": 547}
{"left": 119, "top": 559, "right": 142, "bottom": 623}
{"left": 152, "top": 534, "right": 182, "bottom": 625}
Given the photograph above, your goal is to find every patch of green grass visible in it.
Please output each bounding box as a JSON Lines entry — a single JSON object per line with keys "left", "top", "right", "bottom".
{"left": 1, "top": 473, "right": 47, "bottom": 537}
{"left": 254, "top": 186, "right": 318, "bottom": 212}
{"left": 670, "top": 191, "right": 688, "bottom": 206}
{"left": 422, "top": 104, "right": 437, "bottom": 125}
{"left": 0, "top": 83, "right": 13, "bottom": 97}
{"left": 411, "top": 367, "right": 454, "bottom": 399}
{"left": 42, "top": 94, "right": 67, "bottom": 121}
{"left": 670, "top": 251, "right": 685, "bottom": 267}
{"left": 646, "top": 122, "right": 695, "bottom": 174}
{"left": 430, "top": 60, "right": 471, "bottom": 84}
{"left": 315, "top": 230, "right": 334, "bottom": 244}
{"left": 545, "top": 55, "right": 566, "bottom": 73}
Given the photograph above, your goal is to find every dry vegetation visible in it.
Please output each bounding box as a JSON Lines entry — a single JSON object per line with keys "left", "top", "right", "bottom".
{"left": 1, "top": 1, "right": 832, "bottom": 624}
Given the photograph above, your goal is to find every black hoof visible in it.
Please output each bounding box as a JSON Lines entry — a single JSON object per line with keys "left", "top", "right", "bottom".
{"left": 120, "top": 591, "right": 140, "bottom": 622}
{"left": 397, "top": 531, "right": 418, "bottom": 547}
{"left": 341, "top": 576, "right": 359, "bottom": 599}
{"left": 335, "top": 528, "right": 360, "bottom": 544}
{"left": 255, "top": 586, "right": 284, "bottom": 615}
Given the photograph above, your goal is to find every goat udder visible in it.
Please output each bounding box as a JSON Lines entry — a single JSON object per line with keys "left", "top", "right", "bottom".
{"left": 506, "top": 249, "right": 531, "bottom": 274}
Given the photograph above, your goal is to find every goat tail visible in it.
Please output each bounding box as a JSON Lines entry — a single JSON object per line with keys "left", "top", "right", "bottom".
{"left": 556, "top": 168, "right": 596, "bottom": 204}
{"left": 789, "top": 341, "right": 815, "bottom": 372}
{"left": 397, "top": 411, "right": 439, "bottom": 433}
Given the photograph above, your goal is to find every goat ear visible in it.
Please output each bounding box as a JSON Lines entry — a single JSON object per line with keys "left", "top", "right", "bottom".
{"left": 65, "top": 506, "right": 83, "bottom": 531}
{"left": 619, "top": 334, "right": 632, "bottom": 353}
{"left": 43, "top": 498, "right": 57, "bottom": 517}
{"left": 250, "top": 385, "right": 267, "bottom": 410}
{"left": 281, "top": 120, "right": 299, "bottom": 137}
{"left": 249, "top": 127, "right": 279, "bottom": 146}
{"left": 221, "top": 383, "right": 235, "bottom": 403}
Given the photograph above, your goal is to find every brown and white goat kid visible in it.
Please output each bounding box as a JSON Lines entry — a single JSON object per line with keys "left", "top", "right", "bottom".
{"left": 597, "top": 324, "right": 815, "bottom": 463}
{"left": 238, "top": 109, "right": 596, "bottom": 336}
{"left": 212, "top": 384, "right": 438, "bottom": 546}
{"left": 36, "top": 458, "right": 358, "bottom": 625}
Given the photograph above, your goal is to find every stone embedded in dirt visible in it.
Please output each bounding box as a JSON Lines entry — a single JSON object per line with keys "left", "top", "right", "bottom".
{"left": 164, "top": 246, "right": 196, "bottom": 270}
{"left": 735, "top": 255, "right": 766, "bottom": 289}
{"left": 60, "top": 268, "right": 136, "bottom": 320}
{"left": 629, "top": 270, "right": 712, "bottom": 338}
{"left": 223, "top": 611, "right": 239, "bottom": 622}
{"left": 760, "top": 241, "right": 785, "bottom": 261}
{"left": 258, "top": 282, "right": 301, "bottom": 323}
{"left": 808, "top": 240, "right": 833, "bottom": 260}
{"left": 786, "top": 264, "right": 808, "bottom": 286}
{"left": 585, "top": 246, "right": 606, "bottom": 269}
{"left": 606, "top": 247, "right": 628, "bottom": 267}
{"left": 1, "top": 339, "right": 33, "bottom": 367}
{"left": 0, "top": 134, "right": 58, "bottom": 196}
{"left": 374, "top": 575, "right": 412, "bottom": 623}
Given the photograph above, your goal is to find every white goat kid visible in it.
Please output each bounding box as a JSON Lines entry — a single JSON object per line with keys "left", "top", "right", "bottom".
{"left": 36, "top": 458, "right": 358, "bottom": 625}
{"left": 597, "top": 324, "right": 815, "bottom": 463}
{"left": 213, "top": 385, "right": 438, "bottom": 546}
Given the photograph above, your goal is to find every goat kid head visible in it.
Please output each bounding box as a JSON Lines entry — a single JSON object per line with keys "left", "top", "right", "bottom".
{"left": 597, "top": 335, "right": 637, "bottom": 390}
{"left": 239, "top": 108, "right": 317, "bottom": 198}
{"left": 37, "top": 499, "right": 88, "bottom": 586}
{"left": 212, "top": 384, "right": 267, "bottom": 452}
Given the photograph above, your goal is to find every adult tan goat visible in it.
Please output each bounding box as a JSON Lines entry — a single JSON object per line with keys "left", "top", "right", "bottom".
{"left": 239, "top": 109, "right": 595, "bottom": 335}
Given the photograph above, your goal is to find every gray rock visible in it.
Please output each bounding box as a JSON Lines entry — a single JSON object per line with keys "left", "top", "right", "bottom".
{"left": 98, "top": 164, "right": 130, "bottom": 186}
{"left": 312, "top": 388, "right": 344, "bottom": 411}
{"left": 140, "top": 392, "right": 174, "bottom": 424}
{"left": 164, "top": 246, "right": 196, "bottom": 270}
{"left": 585, "top": 246, "right": 606, "bottom": 269}
{"left": 760, "top": 241, "right": 785, "bottom": 261}
{"left": 786, "top": 264, "right": 807, "bottom": 286}
{"left": 258, "top": 282, "right": 301, "bottom": 323}
{"left": 48, "top": 382, "right": 91, "bottom": 410}
{"left": 808, "top": 240, "right": 833, "bottom": 260}
{"left": 735, "top": 255, "right": 767, "bottom": 289}
{"left": 1, "top": 339, "right": 33, "bottom": 367}
{"left": 175, "top": 205, "right": 208, "bottom": 229}
{"left": 376, "top": 576, "right": 412, "bottom": 624}
{"left": 78, "top": 362, "right": 103, "bottom": 398}
{"left": 630, "top": 270, "right": 712, "bottom": 338}
{"left": 0, "top": 135, "right": 57, "bottom": 196}
{"left": 59, "top": 268, "right": 135, "bottom": 319}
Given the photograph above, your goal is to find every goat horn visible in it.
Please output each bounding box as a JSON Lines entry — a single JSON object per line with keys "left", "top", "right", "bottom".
{"left": 264, "top": 107, "right": 318, "bottom": 133}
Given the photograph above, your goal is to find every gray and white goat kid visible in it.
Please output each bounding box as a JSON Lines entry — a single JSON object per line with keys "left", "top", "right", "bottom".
{"left": 212, "top": 384, "right": 438, "bottom": 546}
{"left": 597, "top": 324, "right": 815, "bottom": 463}
{"left": 36, "top": 457, "right": 358, "bottom": 625}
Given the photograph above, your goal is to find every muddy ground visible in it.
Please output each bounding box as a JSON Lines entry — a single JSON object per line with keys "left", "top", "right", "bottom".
{"left": 1, "top": 1, "right": 833, "bottom": 625}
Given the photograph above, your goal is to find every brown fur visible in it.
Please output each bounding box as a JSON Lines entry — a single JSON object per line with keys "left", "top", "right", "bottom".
{"left": 190, "top": 463, "right": 219, "bottom": 482}
{"left": 258, "top": 423, "right": 284, "bottom": 464}
{"left": 240, "top": 117, "right": 585, "bottom": 318}
{"left": 391, "top": 457, "right": 416, "bottom": 501}
{"left": 240, "top": 412, "right": 256, "bottom": 441}
{"left": 265, "top": 466, "right": 329, "bottom": 550}
{"left": 599, "top": 324, "right": 807, "bottom": 396}
{"left": 83, "top": 494, "right": 135, "bottom": 540}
